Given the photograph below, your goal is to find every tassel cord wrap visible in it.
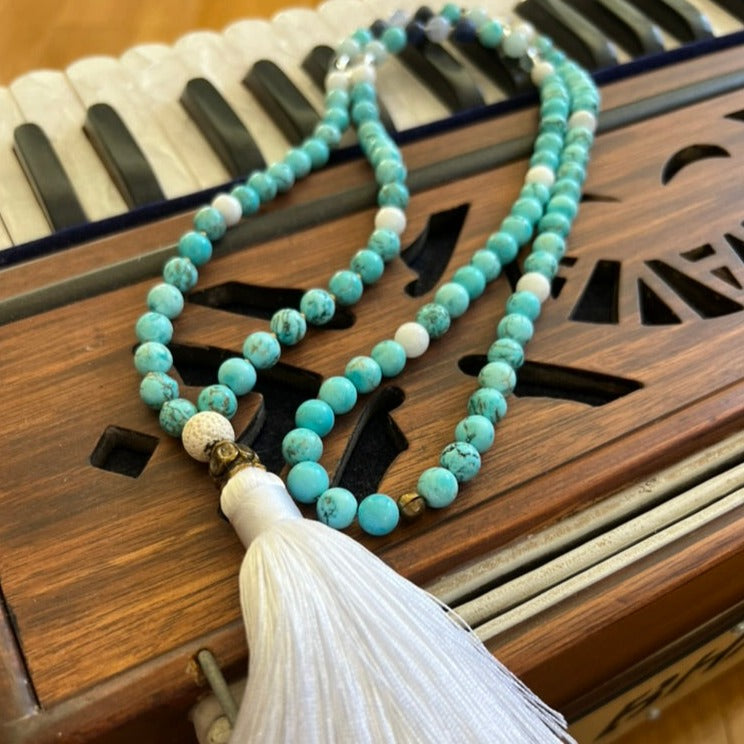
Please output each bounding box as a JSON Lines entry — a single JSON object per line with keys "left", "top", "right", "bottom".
{"left": 222, "top": 468, "right": 574, "bottom": 743}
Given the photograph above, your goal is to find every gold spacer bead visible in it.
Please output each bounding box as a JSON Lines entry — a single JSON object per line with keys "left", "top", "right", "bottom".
{"left": 397, "top": 492, "right": 426, "bottom": 521}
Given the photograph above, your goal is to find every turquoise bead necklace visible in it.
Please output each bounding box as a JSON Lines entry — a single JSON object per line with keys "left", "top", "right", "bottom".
{"left": 133, "top": 6, "right": 599, "bottom": 537}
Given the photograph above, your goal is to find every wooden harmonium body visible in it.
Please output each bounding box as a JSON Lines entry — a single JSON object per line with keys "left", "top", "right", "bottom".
{"left": 2, "top": 1, "right": 744, "bottom": 742}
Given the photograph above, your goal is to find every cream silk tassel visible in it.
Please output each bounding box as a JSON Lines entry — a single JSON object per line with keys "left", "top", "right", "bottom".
{"left": 220, "top": 465, "right": 574, "bottom": 743}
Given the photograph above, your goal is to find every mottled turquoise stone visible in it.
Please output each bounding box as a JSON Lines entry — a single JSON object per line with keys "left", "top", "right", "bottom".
{"left": 378, "top": 182, "right": 409, "bottom": 208}
{"left": 381, "top": 24, "right": 407, "bottom": 52}
{"left": 242, "top": 331, "right": 281, "bottom": 369}
{"left": 350, "top": 249, "right": 384, "bottom": 284}
{"left": 193, "top": 206, "right": 226, "bottom": 240}
{"left": 417, "top": 467, "right": 458, "bottom": 508}
{"left": 230, "top": 184, "right": 261, "bottom": 215}
{"left": 477, "top": 19, "right": 503, "bottom": 47}
{"left": 497, "top": 313, "right": 535, "bottom": 346}
{"left": 478, "top": 360, "right": 517, "bottom": 395}
{"left": 158, "top": 397, "right": 197, "bottom": 437}
{"left": 532, "top": 232, "right": 566, "bottom": 260}
{"left": 367, "top": 228, "right": 400, "bottom": 262}
{"left": 371, "top": 339, "right": 407, "bottom": 377}
{"left": 287, "top": 461, "right": 329, "bottom": 504}
{"left": 147, "top": 283, "right": 184, "bottom": 319}
{"left": 434, "top": 282, "right": 470, "bottom": 318}
{"left": 295, "top": 399, "right": 335, "bottom": 437}
{"left": 441, "top": 2, "right": 462, "bottom": 22}
{"left": 283, "top": 148, "right": 312, "bottom": 179}
{"left": 247, "top": 171, "right": 278, "bottom": 203}
{"left": 270, "top": 308, "right": 307, "bottom": 346}
{"left": 415, "top": 302, "right": 451, "bottom": 340}
{"left": 318, "top": 376, "right": 358, "bottom": 414}
{"left": 358, "top": 493, "right": 400, "bottom": 536}
{"left": 486, "top": 231, "right": 519, "bottom": 264}
{"left": 535, "top": 132, "right": 563, "bottom": 153}
{"left": 552, "top": 178, "right": 582, "bottom": 201}
{"left": 566, "top": 126, "right": 594, "bottom": 149}
{"left": 524, "top": 250, "right": 559, "bottom": 279}
{"left": 529, "top": 150, "right": 559, "bottom": 170}
{"left": 538, "top": 211, "right": 571, "bottom": 237}
{"left": 140, "top": 372, "right": 179, "bottom": 410}
{"left": 323, "top": 105, "right": 350, "bottom": 132}
{"left": 349, "top": 82, "right": 375, "bottom": 105}
{"left": 314, "top": 121, "right": 343, "bottom": 147}
{"left": 500, "top": 214, "right": 533, "bottom": 246}
{"left": 556, "top": 161, "right": 586, "bottom": 185}
{"left": 511, "top": 196, "right": 544, "bottom": 225}
{"left": 218, "top": 357, "right": 257, "bottom": 396}
{"left": 163, "top": 256, "right": 198, "bottom": 292}
{"left": 453, "top": 265, "right": 486, "bottom": 300}
{"left": 470, "top": 250, "right": 501, "bottom": 283}
{"left": 467, "top": 388, "right": 508, "bottom": 423}
{"left": 282, "top": 427, "right": 323, "bottom": 465}
{"left": 345, "top": 356, "right": 382, "bottom": 394}
{"left": 540, "top": 97, "right": 569, "bottom": 119}
{"left": 300, "top": 288, "right": 335, "bottom": 326}
{"left": 487, "top": 338, "right": 525, "bottom": 369}
{"left": 351, "top": 100, "right": 379, "bottom": 125}
{"left": 375, "top": 158, "right": 407, "bottom": 186}
{"left": 440, "top": 441, "right": 481, "bottom": 483}
{"left": 197, "top": 384, "right": 238, "bottom": 418}
{"left": 134, "top": 341, "right": 172, "bottom": 374}
{"left": 301, "top": 137, "right": 330, "bottom": 169}
{"left": 520, "top": 182, "right": 551, "bottom": 206}
{"left": 562, "top": 143, "right": 589, "bottom": 165}
{"left": 178, "top": 231, "right": 212, "bottom": 267}
{"left": 328, "top": 270, "right": 363, "bottom": 306}
{"left": 267, "top": 162, "right": 295, "bottom": 193}
{"left": 316, "top": 487, "right": 358, "bottom": 529}
{"left": 547, "top": 193, "right": 579, "bottom": 220}
{"left": 455, "top": 415, "right": 495, "bottom": 454}
{"left": 135, "top": 312, "right": 173, "bottom": 344}
{"left": 351, "top": 27, "right": 373, "bottom": 45}
{"left": 369, "top": 143, "right": 401, "bottom": 167}
{"left": 506, "top": 290, "right": 542, "bottom": 321}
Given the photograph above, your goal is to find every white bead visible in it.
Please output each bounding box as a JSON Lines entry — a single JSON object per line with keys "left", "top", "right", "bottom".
{"left": 375, "top": 206, "right": 406, "bottom": 235}
{"left": 325, "top": 69, "right": 350, "bottom": 92}
{"left": 388, "top": 9, "right": 410, "bottom": 27}
{"left": 425, "top": 16, "right": 451, "bottom": 43}
{"left": 568, "top": 110, "right": 598, "bottom": 134}
{"left": 350, "top": 62, "right": 376, "bottom": 86}
{"left": 502, "top": 29, "right": 529, "bottom": 58}
{"left": 395, "top": 322, "right": 430, "bottom": 358}
{"left": 525, "top": 164, "right": 555, "bottom": 188}
{"left": 211, "top": 193, "right": 242, "bottom": 227}
{"left": 364, "top": 40, "right": 388, "bottom": 64}
{"left": 182, "top": 411, "right": 235, "bottom": 462}
{"left": 530, "top": 60, "right": 554, "bottom": 86}
{"left": 513, "top": 22, "right": 535, "bottom": 43}
{"left": 337, "top": 38, "right": 361, "bottom": 60}
{"left": 465, "top": 7, "right": 490, "bottom": 29}
{"left": 516, "top": 271, "right": 551, "bottom": 302}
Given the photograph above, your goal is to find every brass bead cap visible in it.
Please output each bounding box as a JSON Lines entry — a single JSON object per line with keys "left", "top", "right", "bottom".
{"left": 397, "top": 492, "right": 426, "bottom": 521}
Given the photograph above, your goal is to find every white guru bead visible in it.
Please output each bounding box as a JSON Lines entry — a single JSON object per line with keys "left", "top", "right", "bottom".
{"left": 212, "top": 193, "right": 243, "bottom": 227}
{"left": 375, "top": 205, "right": 406, "bottom": 235}
{"left": 530, "top": 60, "right": 554, "bottom": 86}
{"left": 182, "top": 411, "right": 235, "bottom": 462}
{"left": 325, "top": 69, "right": 350, "bottom": 92}
{"left": 395, "top": 322, "right": 430, "bottom": 358}
{"left": 516, "top": 271, "right": 552, "bottom": 303}
{"left": 525, "top": 164, "right": 555, "bottom": 188}
{"left": 350, "top": 62, "right": 376, "bottom": 86}
{"left": 568, "top": 110, "right": 598, "bottom": 133}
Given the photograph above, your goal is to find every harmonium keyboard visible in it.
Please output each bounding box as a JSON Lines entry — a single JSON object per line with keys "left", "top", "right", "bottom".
{"left": 2, "top": 0, "right": 744, "bottom": 742}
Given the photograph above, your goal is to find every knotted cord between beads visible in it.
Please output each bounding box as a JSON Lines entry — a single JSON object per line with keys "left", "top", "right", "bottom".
{"left": 133, "top": 6, "right": 600, "bottom": 536}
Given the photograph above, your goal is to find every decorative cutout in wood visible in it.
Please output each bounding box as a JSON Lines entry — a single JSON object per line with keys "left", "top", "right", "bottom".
{"left": 89, "top": 426, "right": 158, "bottom": 478}
{"left": 661, "top": 144, "right": 730, "bottom": 185}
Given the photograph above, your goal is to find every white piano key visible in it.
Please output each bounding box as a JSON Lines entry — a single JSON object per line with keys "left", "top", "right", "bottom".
{"left": 0, "top": 88, "right": 52, "bottom": 245}
{"left": 120, "top": 44, "right": 231, "bottom": 189}
{"left": 66, "top": 56, "right": 199, "bottom": 199}
{"left": 10, "top": 70, "right": 128, "bottom": 222}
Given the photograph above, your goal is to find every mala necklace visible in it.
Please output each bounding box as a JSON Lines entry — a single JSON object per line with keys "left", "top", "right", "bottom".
{"left": 132, "top": 6, "right": 598, "bottom": 742}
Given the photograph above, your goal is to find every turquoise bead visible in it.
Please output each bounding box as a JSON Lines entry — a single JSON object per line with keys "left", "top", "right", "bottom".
{"left": 314, "top": 122, "right": 342, "bottom": 147}
{"left": 267, "top": 162, "right": 295, "bottom": 193}
{"left": 434, "top": 282, "right": 470, "bottom": 318}
{"left": 193, "top": 206, "right": 226, "bottom": 240}
{"left": 467, "top": 388, "right": 507, "bottom": 423}
{"left": 441, "top": 2, "right": 462, "bottom": 22}
{"left": 282, "top": 427, "right": 323, "bottom": 465}
{"left": 521, "top": 182, "right": 551, "bottom": 206}
{"left": 328, "top": 270, "right": 363, "bottom": 306}
{"left": 375, "top": 158, "right": 407, "bottom": 186}
{"left": 497, "top": 313, "right": 535, "bottom": 346}
{"left": 140, "top": 372, "right": 179, "bottom": 410}
{"left": 556, "top": 162, "right": 586, "bottom": 184}
{"left": 501, "top": 214, "right": 533, "bottom": 246}
{"left": 318, "top": 376, "right": 358, "bottom": 414}
{"left": 470, "top": 250, "right": 501, "bottom": 282}
{"left": 284, "top": 148, "right": 312, "bottom": 179}
{"left": 247, "top": 171, "right": 278, "bottom": 203}
{"left": 478, "top": 360, "right": 517, "bottom": 395}
{"left": 301, "top": 137, "right": 330, "bottom": 169}
{"left": 440, "top": 441, "right": 481, "bottom": 483}
{"left": 350, "top": 249, "right": 384, "bottom": 284}
{"left": 453, "top": 265, "right": 486, "bottom": 300}
{"left": 367, "top": 228, "right": 400, "bottom": 262}
{"left": 369, "top": 143, "right": 401, "bottom": 167}
{"left": 198, "top": 384, "right": 238, "bottom": 418}
{"left": 287, "top": 461, "right": 329, "bottom": 504}
{"left": 378, "top": 182, "right": 409, "bottom": 208}
{"left": 487, "top": 338, "right": 525, "bottom": 369}
{"left": 134, "top": 341, "right": 172, "bottom": 374}
{"left": 540, "top": 97, "right": 569, "bottom": 118}
{"left": 243, "top": 331, "right": 281, "bottom": 369}
{"left": 524, "top": 250, "right": 559, "bottom": 278}
{"left": 455, "top": 415, "right": 495, "bottom": 454}
{"left": 486, "top": 231, "right": 519, "bottom": 263}
{"left": 300, "top": 288, "right": 335, "bottom": 326}
{"left": 535, "top": 132, "right": 563, "bottom": 153}
{"left": 295, "top": 399, "right": 335, "bottom": 436}
{"left": 349, "top": 82, "right": 375, "bottom": 105}
{"left": 324, "top": 105, "right": 350, "bottom": 131}
{"left": 317, "top": 487, "right": 358, "bottom": 529}
{"left": 529, "top": 150, "right": 559, "bottom": 170}
{"left": 547, "top": 193, "right": 579, "bottom": 220}
{"left": 351, "top": 27, "right": 373, "bottom": 45}
{"left": 158, "top": 397, "right": 197, "bottom": 437}
{"left": 371, "top": 339, "right": 407, "bottom": 377}
{"left": 270, "top": 308, "right": 307, "bottom": 345}
{"left": 511, "top": 196, "right": 544, "bottom": 225}
{"left": 538, "top": 211, "right": 572, "bottom": 237}
{"left": 230, "top": 184, "right": 261, "bottom": 215}
{"left": 163, "top": 256, "right": 198, "bottom": 292}
{"left": 345, "top": 356, "right": 382, "bottom": 394}
{"left": 478, "top": 19, "right": 503, "bottom": 47}
{"left": 178, "top": 231, "right": 212, "bottom": 266}
{"left": 532, "top": 232, "right": 566, "bottom": 260}
{"left": 382, "top": 25, "right": 407, "bottom": 52}
{"left": 147, "top": 283, "right": 184, "bottom": 319}
{"left": 415, "top": 302, "right": 451, "bottom": 339}
{"left": 506, "top": 290, "right": 541, "bottom": 321}
{"left": 417, "top": 467, "right": 458, "bottom": 508}
{"left": 218, "top": 357, "right": 257, "bottom": 395}
{"left": 562, "top": 143, "right": 589, "bottom": 165}
{"left": 358, "top": 494, "right": 400, "bottom": 536}
{"left": 553, "top": 178, "right": 582, "bottom": 201}
{"left": 135, "top": 312, "right": 173, "bottom": 344}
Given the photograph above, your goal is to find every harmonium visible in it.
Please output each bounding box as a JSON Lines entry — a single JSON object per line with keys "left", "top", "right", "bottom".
{"left": 1, "top": 0, "right": 744, "bottom": 741}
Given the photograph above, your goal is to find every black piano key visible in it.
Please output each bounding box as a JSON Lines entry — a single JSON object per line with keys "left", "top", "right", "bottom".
{"left": 244, "top": 60, "right": 319, "bottom": 144}
{"left": 564, "top": 0, "right": 665, "bottom": 57}
{"left": 622, "top": 0, "right": 714, "bottom": 41}
{"left": 516, "top": 0, "right": 620, "bottom": 70}
{"left": 13, "top": 123, "right": 87, "bottom": 231}
{"left": 452, "top": 40, "right": 533, "bottom": 96}
{"left": 181, "top": 77, "right": 266, "bottom": 179}
{"left": 711, "top": 0, "right": 744, "bottom": 23}
{"left": 84, "top": 103, "right": 165, "bottom": 209}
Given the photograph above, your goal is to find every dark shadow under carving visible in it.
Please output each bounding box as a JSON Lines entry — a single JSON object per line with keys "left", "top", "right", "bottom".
{"left": 170, "top": 342, "right": 233, "bottom": 387}
{"left": 90, "top": 425, "right": 158, "bottom": 477}
{"left": 638, "top": 278, "right": 682, "bottom": 326}
{"left": 570, "top": 259, "right": 621, "bottom": 324}
{"left": 725, "top": 233, "right": 744, "bottom": 264}
{"left": 660, "top": 144, "right": 730, "bottom": 185}
{"left": 680, "top": 243, "right": 715, "bottom": 262}
{"left": 711, "top": 266, "right": 742, "bottom": 289}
